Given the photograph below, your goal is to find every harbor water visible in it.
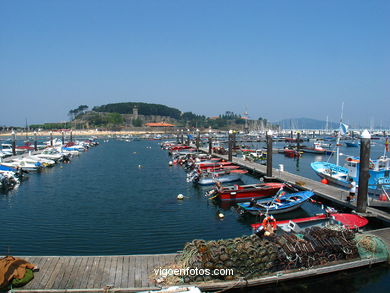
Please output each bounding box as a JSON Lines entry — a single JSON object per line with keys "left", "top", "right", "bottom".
{"left": 1, "top": 138, "right": 389, "bottom": 292}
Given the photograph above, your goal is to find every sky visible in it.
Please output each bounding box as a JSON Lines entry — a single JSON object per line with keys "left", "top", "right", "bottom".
{"left": 1, "top": 0, "right": 389, "bottom": 127}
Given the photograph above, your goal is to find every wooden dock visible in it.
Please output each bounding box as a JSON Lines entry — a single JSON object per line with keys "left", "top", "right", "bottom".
{"left": 8, "top": 228, "right": 390, "bottom": 293}
{"left": 199, "top": 148, "right": 390, "bottom": 222}
{"left": 11, "top": 254, "right": 176, "bottom": 292}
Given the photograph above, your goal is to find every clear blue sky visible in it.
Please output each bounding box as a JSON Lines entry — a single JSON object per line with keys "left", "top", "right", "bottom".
{"left": 1, "top": 0, "right": 389, "bottom": 127}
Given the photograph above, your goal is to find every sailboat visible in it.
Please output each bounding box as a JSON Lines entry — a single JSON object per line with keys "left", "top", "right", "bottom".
{"left": 311, "top": 104, "right": 390, "bottom": 197}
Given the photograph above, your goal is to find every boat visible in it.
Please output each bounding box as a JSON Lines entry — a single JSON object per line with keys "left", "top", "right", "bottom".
{"left": 283, "top": 147, "right": 301, "bottom": 158}
{"left": 187, "top": 169, "right": 248, "bottom": 185}
{"left": 1, "top": 159, "right": 42, "bottom": 172}
{"left": 301, "top": 142, "right": 333, "bottom": 155}
{"left": 237, "top": 191, "right": 314, "bottom": 215}
{"left": 311, "top": 155, "right": 390, "bottom": 196}
{"left": 205, "top": 182, "right": 285, "bottom": 202}
{"left": 36, "top": 148, "right": 65, "bottom": 162}
{"left": 251, "top": 213, "right": 369, "bottom": 232}
{"left": 345, "top": 141, "right": 359, "bottom": 147}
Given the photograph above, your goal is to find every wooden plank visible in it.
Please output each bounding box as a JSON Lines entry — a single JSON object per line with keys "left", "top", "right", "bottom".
{"left": 64, "top": 256, "right": 84, "bottom": 289}
{"left": 86, "top": 257, "right": 102, "bottom": 289}
{"left": 72, "top": 256, "right": 90, "bottom": 289}
{"left": 120, "top": 255, "right": 130, "bottom": 288}
{"left": 133, "top": 256, "right": 142, "bottom": 288}
{"left": 108, "top": 255, "right": 118, "bottom": 287}
{"left": 55, "top": 256, "right": 78, "bottom": 289}
{"left": 115, "top": 255, "right": 124, "bottom": 288}
{"left": 45, "top": 257, "right": 66, "bottom": 289}
{"left": 98, "top": 256, "right": 110, "bottom": 289}
{"left": 37, "top": 257, "right": 58, "bottom": 289}
{"left": 77, "top": 256, "right": 95, "bottom": 289}
{"left": 140, "top": 256, "right": 150, "bottom": 287}
{"left": 127, "top": 255, "right": 136, "bottom": 288}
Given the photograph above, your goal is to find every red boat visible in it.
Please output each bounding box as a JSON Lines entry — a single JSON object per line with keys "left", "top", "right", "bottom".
{"left": 284, "top": 148, "right": 301, "bottom": 158}
{"left": 206, "top": 182, "right": 284, "bottom": 202}
{"left": 198, "top": 161, "right": 233, "bottom": 170}
{"left": 251, "top": 213, "right": 368, "bottom": 232}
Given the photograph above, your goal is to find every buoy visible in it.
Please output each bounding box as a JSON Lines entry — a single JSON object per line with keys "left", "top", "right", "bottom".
{"left": 169, "top": 161, "right": 173, "bottom": 166}
{"left": 133, "top": 152, "right": 137, "bottom": 154}
{"left": 379, "top": 194, "right": 388, "bottom": 201}
{"left": 321, "top": 178, "right": 328, "bottom": 184}
{"left": 217, "top": 212, "right": 224, "bottom": 219}
{"left": 138, "top": 164, "right": 143, "bottom": 168}
{"left": 177, "top": 194, "right": 184, "bottom": 200}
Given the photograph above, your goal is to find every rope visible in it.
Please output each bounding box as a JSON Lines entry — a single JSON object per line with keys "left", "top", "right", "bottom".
{"left": 214, "top": 277, "right": 247, "bottom": 293}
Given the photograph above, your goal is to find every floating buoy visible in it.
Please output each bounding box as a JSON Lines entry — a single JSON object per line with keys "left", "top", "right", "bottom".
{"left": 169, "top": 161, "right": 173, "bottom": 166}
{"left": 321, "top": 178, "right": 328, "bottom": 184}
{"left": 133, "top": 152, "right": 137, "bottom": 154}
{"left": 217, "top": 212, "right": 224, "bottom": 219}
{"left": 379, "top": 194, "right": 388, "bottom": 201}
{"left": 138, "top": 164, "right": 143, "bottom": 168}
{"left": 177, "top": 194, "right": 184, "bottom": 200}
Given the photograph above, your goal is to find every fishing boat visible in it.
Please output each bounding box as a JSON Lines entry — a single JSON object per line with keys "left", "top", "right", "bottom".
{"left": 205, "top": 182, "right": 285, "bottom": 202}
{"left": 251, "top": 213, "right": 368, "bottom": 233}
{"left": 345, "top": 141, "right": 359, "bottom": 147}
{"left": 311, "top": 155, "right": 390, "bottom": 195}
{"left": 187, "top": 169, "right": 248, "bottom": 185}
{"left": 301, "top": 142, "right": 333, "bottom": 155}
{"left": 237, "top": 191, "right": 314, "bottom": 215}
{"left": 283, "top": 147, "right": 301, "bottom": 158}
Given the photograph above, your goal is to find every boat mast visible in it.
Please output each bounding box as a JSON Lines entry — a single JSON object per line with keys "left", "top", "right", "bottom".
{"left": 336, "top": 102, "right": 344, "bottom": 166}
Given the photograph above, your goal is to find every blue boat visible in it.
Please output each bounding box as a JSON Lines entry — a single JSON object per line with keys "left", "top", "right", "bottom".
{"left": 237, "top": 190, "right": 314, "bottom": 215}
{"left": 345, "top": 141, "right": 359, "bottom": 147}
{"left": 311, "top": 156, "right": 390, "bottom": 196}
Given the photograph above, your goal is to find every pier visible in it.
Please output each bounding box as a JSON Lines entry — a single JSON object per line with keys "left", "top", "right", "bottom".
{"left": 8, "top": 228, "right": 390, "bottom": 292}
{"left": 199, "top": 148, "right": 390, "bottom": 223}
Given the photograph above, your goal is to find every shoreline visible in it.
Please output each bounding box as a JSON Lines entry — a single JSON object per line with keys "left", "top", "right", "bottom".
{"left": 0, "top": 130, "right": 172, "bottom": 137}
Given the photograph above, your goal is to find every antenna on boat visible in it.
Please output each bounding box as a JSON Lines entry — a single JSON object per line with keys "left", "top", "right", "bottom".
{"left": 336, "top": 102, "right": 344, "bottom": 166}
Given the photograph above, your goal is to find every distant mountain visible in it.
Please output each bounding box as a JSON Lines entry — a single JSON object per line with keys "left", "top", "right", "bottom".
{"left": 275, "top": 118, "right": 339, "bottom": 130}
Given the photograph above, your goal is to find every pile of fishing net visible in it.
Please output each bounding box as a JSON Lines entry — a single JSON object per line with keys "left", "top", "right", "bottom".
{"left": 155, "top": 227, "right": 366, "bottom": 285}
{"left": 273, "top": 226, "right": 359, "bottom": 271}
{"left": 355, "top": 234, "right": 390, "bottom": 261}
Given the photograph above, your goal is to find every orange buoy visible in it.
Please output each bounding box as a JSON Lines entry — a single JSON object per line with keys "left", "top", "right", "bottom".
{"left": 321, "top": 178, "right": 328, "bottom": 184}
{"left": 379, "top": 194, "right": 388, "bottom": 201}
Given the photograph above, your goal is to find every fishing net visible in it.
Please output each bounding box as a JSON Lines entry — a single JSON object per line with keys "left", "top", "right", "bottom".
{"left": 153, "top": 227, "right": 371, "bottom": 285}
{"left": 355, "top": 234, "right": 390, "bottom": 262}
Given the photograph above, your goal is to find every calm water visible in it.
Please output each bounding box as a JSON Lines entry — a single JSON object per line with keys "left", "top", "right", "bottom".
{"left": 1, "top": 138, "right": 389, "bottom": 292}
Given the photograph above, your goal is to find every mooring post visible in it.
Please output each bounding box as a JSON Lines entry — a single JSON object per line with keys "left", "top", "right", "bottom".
{"left": 12, "top": 130, "right": 16, "bottom": 156}
{"left": 196, "top": 129, "right": 200, "bottom": 151}
{"left": 266, "top": 130, "right": 273, "bottom": 177}
{"left": 290, "top": 130, "right": 293, "bottom": 138}
{"left": 232, "top": 131, "right": 236, "bottom": 149}
{"left": 228, "top": 130, "right": 233, "bottom": 162}
{"left": 180, "top": 130, "right": 184, "bottom": 144}
{"left": 297, "top": 131, "right": 301, "bottom": 153}
{"left": 357, "top": 130, "right": 371, "bottom": 213}
{"left": 70, "top": 130, "right": 73, "bottom": 142}
{"left": 208, "top": 137, "right": 212, "bottom": 154}
{"left": 312, "top": 131, "right": 315, "bottom": 139}
{"left": 50, "top": 131, "right": 53, "bottom": 147}
{"left": 186, "top": 129, "right": 190, "bottom": 146}
{"left": 61, "top": 131, "right": 65, "bottom": 145}
{"left": 34, "top": 131, "right": 38, "bottom": 151}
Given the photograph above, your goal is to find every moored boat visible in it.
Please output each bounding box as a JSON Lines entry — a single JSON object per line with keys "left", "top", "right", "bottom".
{"left": 251, "top": 213, "right": 369, "bottom": 232}
{"left": 205, "top": 182, "right": 285, "bottom": 202}
{"left": 237, "top": 190, "right": 314, "bottom": 215}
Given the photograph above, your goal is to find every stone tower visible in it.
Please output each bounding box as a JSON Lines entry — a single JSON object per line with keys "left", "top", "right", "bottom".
{"left": 133, "top": 106, "right": 139, "bottom": 119}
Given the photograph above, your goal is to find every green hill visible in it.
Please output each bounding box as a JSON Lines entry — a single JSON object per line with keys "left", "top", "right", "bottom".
{"left": 92, "top": 102, "right": 181, "bottom": 119}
